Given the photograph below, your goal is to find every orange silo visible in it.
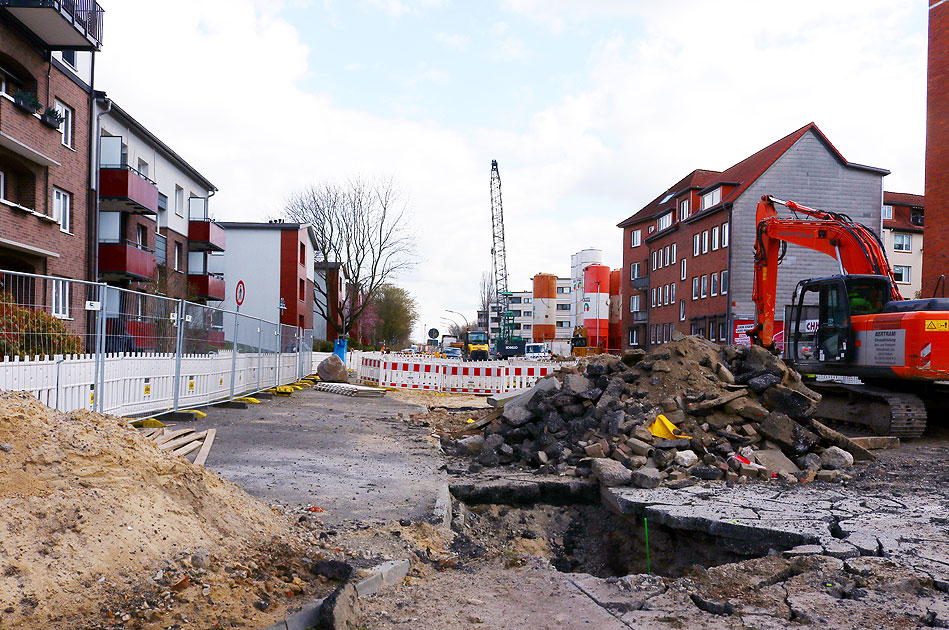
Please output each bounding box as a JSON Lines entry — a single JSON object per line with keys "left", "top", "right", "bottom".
{"left": 532, "top": 273, "right": 557, "bottom": 342}
{"left": 608, "top": 269, "right": 621, "bottom": 352}
{"left": 583, "top": 264, "right": 611, "bottom": 349}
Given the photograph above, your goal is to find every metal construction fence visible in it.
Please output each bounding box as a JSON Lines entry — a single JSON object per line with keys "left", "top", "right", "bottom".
{"left": 0, "top": 269, "right": 315, "bottom": 417}
{"left": 351, "top": 352, "right": 567, "bottom": 394}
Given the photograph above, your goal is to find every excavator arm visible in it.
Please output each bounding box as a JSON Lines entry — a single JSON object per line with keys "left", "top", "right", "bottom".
{"left": 751, "top": 195, "right": 902, "bottom": 348}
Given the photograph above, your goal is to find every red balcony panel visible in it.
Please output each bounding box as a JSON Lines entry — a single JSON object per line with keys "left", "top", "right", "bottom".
{"left": 98, "top": 243, "right": 157, "bottom": 281}
{"left": 99, "top": 167, "right": 159, "bottom": 214}
{"left": 188, "top": 274, "right": 226, "bottom": 301}
{"left": 188, "top": 220, "right": 226, "bottom": 252}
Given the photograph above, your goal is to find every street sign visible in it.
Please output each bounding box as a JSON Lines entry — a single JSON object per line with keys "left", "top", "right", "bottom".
{"left": 428, "top": 328, "right": 439, "bottom": 339}
{"left": 235, "top": 280, "right": 245, "bottom": 306}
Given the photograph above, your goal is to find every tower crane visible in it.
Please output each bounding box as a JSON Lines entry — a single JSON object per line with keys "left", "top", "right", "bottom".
{"left": 489, "top": 160, "right": 512, "bottom": 348}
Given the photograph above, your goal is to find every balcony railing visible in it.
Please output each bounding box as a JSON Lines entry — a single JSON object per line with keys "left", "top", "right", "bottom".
{"left": 99, "top": 165, "right": 159, "bottom": 214}
{"left": 631, "top": 275, "right": 649, "bottom": 290}
{"left": 632, "top": 311, "right": 648, "bottom": 322}
{"left": 187, "top": 272, "right": 226, "bottom": 301}
{"left": 0, "top": 0, "right": 104, "bottom": 50}
{"left": 98, "top": 240, "right": 156, "bottom": 281}
{"left": 188, "top": 218, "right": 226, "bottom": 252}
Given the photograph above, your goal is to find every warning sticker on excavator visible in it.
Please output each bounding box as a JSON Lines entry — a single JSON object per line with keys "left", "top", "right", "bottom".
{"left": 925, "top": 320, "right": 949, "bottom": 332}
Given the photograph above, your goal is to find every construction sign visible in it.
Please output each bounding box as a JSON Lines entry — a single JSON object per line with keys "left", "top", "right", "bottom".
{"left": 925, "top": 320, "right": 949, "bottom": 332}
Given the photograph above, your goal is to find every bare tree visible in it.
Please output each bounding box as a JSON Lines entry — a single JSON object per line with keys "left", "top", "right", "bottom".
{"left": 285, "top": 177, "right": 416, "bottom": 338}
{"left": 478, "top": 271, "right": 495, "bottom": 330}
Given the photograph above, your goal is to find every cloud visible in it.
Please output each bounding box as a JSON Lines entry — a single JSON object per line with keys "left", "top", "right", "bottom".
{"left": 358, "top": 0, "right": 444, "bottom": 17}
{"left": 492, "top": 36, "right": 530, "bottom": 61}
{"left": 434, "top": 32, "right": 469, "bottom": 50}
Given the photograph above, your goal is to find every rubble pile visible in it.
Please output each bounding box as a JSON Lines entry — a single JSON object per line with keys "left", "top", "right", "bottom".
{"left": 461, "top": 334, "right": 861, "bottom": 488}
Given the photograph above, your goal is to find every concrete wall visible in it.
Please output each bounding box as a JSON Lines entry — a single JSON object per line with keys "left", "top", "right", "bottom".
{"left": 731, "top": 129, "right": 885, "bottom": 321}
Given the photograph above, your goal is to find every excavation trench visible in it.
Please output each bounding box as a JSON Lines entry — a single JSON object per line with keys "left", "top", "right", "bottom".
{"left": 448, "top": 486, "right": 795, "bottom": 579}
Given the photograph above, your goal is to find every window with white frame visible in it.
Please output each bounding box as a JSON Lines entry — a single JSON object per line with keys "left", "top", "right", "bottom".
{"left": 711, "top": 272, "right": 719, "bottom": 296}
{"left": 893, "top": 265, "right": 911, "bottom": 284}
{"left": 657, "top": 212, "right": 673, "bottom": 232}
{"left": 630, "top": 262, "right": 640, "bottom": 279}
{"left": 882, "top": 204, "right": 893, "bottom": 220}
{"left": 174, "top": 186, "right": 184, "bottom": 217}
{"left": 693, "top": 234, "right": 700, "bottom": 256}
{"left": 671, "top": 243, "right": 676, "bottom": 264}
{"left": 701, "top": 187, "right": 721, "bottom": 210}
{"left": 53, "top": 188, "right": 70, "bottom": 233}
{"left": 651, "top": 325, "right": 657, "bottom": 344}
{"left": 630, "top": 294, "right": 640, "bottom": 312}
{"left": 679, "top": 198, "right": 689, "bottom": 219}
{"left": 137, "top": 158, "right": 149, "bottom": 178}
{"left": 631, "top": 229, "right": 641, "bottom": 247}
{"left": 680, "top": 258, "right": 686, "bottom": 281}
{"left": 651, "top": 288, "right": 656, "bottom": 307}
{"left": 893, "top": 233, "right": 912, "bottom": 252}
{"left": 711, "top": 226, "right": 720, "bottom": 250}
{"left": 719, "top": 322, "right": 727, "bottom": 341}
{"left": 692, "top": 277, "right": 699, "bottom": 300}
{"left": 690, "top": 322, "right": 698, "bottom": 335}
{"left": 670, "top": 282, "right": 675, "bottom": 303}
{"left": 721, "top": 269, "right": 729, "bottom": 294}
{"left": 722, "top": 222, "right": 729, "bottom": 247}
{"left": 652, "top": 251, "right": 657, "bottom": 271}
{"left": 664, "top": 245, "right": 670, "bottom": 267}
{"left": 629, "top": 328, "right": 638, "bottom": 345}
{"left": 174, "top": 242, "right": 183, "bottom": 271}
{"left": 701, "top": 274, "right": 708, "bottom": 298}
{"left": 54, "top": 99, "right": 74, "bottom": 148}
{"left": 680, "top": 299, "right": 685, "bottom": 321}
{"left": 51, "top": 278, "right": 69, "bottom": 318}
{"left": 663, "top": 284, "right": 669, "bottom": 305}
{"left": 702, "top": 230, "right": 709, "bottom": 253}
{"left": 0, "top": 169, "right": 5, "bottom": 200}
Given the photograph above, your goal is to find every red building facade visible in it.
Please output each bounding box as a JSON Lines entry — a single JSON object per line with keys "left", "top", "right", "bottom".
{"left": 924, "top": 0, "right": 948, "bottom": 296}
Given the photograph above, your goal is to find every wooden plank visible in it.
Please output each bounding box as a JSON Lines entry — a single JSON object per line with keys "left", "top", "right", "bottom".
{"left": 849, "top": 436, "right": 900, "bottom": 450}
{"left": 172, "top": 440, "right": 204, "bottom": 458}
{"left": 153, "top": 427, "right": 195, "bottom": 446}
{"left": 192, "top": 429, "right": 216, "bottom": 467}
{"left": 140, "top": 428, "right": 160, "bottom": 439}
{"left": 159, "top": 430, "right": 209, "bottom": 452}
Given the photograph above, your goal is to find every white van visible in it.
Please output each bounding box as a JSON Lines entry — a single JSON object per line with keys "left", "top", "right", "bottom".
{"left": 524, "top": 342, "right": 550, "bottom": 361}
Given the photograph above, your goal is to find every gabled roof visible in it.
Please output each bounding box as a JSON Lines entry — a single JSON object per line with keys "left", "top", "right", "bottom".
{"left": 884, "top": 191, "right": 924, "bottom": 207}
{"left": 617, "top": 169, "right": 720, "bottom": 227}
{"left": 618, "top": 123, "right": 890, "bottom": 228}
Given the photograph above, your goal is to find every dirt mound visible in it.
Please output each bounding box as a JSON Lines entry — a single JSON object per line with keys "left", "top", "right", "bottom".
{"left": 0, "top": 391, "right": 295, "bottom": 627}
{"left": 464, "top": 335, "right": 858, "bottom": 485}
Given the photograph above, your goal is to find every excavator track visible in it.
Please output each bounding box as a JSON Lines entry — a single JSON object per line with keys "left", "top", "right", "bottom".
{"left": 808, "top": 382, "right": 928, "bottom": 439}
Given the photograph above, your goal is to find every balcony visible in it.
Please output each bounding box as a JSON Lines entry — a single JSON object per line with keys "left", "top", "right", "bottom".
{"left": 188, "top": 219, "right": 226, "bottom": 252}
{"left": 98, "top": 241, "right": 156, "bottom": 281}
{"left": 631, "top": 275, "right": 649, "bottom": 290}
{"left": 0, "top": 0, "right": 104, "bottom": 50}
{"left": 633, "top": 311, "right": 648, "bottom": 322}
{"left": 188, "top": 273, "right": 226, "bottom": 301}
{"left": 99, "top": 165, "right": 159, "bottom": 214}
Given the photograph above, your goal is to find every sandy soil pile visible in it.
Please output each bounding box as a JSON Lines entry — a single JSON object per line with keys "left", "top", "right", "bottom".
{"left": 0, "top": 391, "right": 327, "bottom": 628}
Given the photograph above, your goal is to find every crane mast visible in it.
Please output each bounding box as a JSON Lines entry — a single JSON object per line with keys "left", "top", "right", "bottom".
{"left": 489, "top": 160, "right": 512, "bottom": 345}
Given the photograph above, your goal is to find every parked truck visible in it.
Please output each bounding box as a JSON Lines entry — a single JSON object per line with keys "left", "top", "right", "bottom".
{"left": 464, "top": 329, "right": 490, "bottom": 361}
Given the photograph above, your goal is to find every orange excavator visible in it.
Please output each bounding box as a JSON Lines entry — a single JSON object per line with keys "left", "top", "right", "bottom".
{"left": 751, "top": 195, "right": 949, "bottom": 437}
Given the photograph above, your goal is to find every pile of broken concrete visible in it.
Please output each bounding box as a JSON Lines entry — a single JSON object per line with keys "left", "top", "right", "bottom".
{"left": 458, "top": 334, "right": 865, "bottom": 489}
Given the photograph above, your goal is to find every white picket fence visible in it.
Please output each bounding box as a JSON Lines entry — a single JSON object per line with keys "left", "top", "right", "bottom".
{"left": 349, "top": 352, "right": 565, "bottom": 395}
{"left": 1, "top": 349, "right": 314, "bottom": 418}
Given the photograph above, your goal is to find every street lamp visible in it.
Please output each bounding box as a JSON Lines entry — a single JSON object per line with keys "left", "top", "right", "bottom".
{"left": 446, "top": 309, "right": 470, "bottom": 330}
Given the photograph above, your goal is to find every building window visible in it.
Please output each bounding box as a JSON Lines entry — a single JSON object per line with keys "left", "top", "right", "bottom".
{"left": 51, "top": 278, "right": 69, "bottom": 319}
{"left": 657, "top": 212, "right": 673, "bottom": 232}
{"left": 719, "top": 322, "right": 727, "bottom": 341}
{"left": 722, "top": 222, "right": 729, "bottom": 247}
{"left": 712, "top": 226, "right": 720, "bottom": 250}
{"left": 663, "top": 284, "right": 669, "bottom": 305}
{"left": 557, "top": 286, "right": 570, "bottom": 294}
{"left": 671, "top": 243, "right": 677, "bottom": 264}
{"left": 651, "top": 325, "right": 657, "bottom": 344}
{"left": 137, "top": 158, "right": 149, "bottom": 178}
{"left": 680, "top": 299, "right": 685, "bottom": 321}
{"left": 702, "top": 230, "right": 709, "bottom": 254}
{"left": 556, "top": 320, "right": 570, "bottom": 328}
{"left": 0, "top": 169, "right": 5, "bottom": 200}
{"left": 174, "top": 242, "right": 183, "bottom": 271}
{"left": 670, "top": 282, "right": 675, "bottom": 303}
{"left": 721, "top": 270, "right": 729, "bottom": 294}
{"left": 893, "top": 265, "right": 911, "bottom": 284}
{"left": 54, "top": 99, "right": 74, "bottom": 148}
{"left": 893, "top": 233, "right": 912, "bottom": 252}
{"left": 692, "top": 277, "right": 699, "bottom": 300}
{"left": 680, "top": 258, "right": 686, "bottom": 281}
{"left": 708, "top": 319, "right": 716, "bottom": 341}
{"left": 556, "top": 303, "right": 571, "bottom": 311}
{"left": 175, "top": 186, "right": 184, "bottom": 218}
{"left": 693, "top": 234, "right": 700, "bottom": 257}
{"left": 631, "top": 229, "right": 642, "bottom": 247}
{"left": 664, "top": 245, "right": 670, "bottom": 267}
{"left": 136, "top": 224, "right": 147, "bottom": 249}
{"left": 630, "top": 262, "right": 640, "bottom": 279}
{"left": 53, "top": 188, "right": 71, "bottom": 233}
{"left": 664, "top": 323, "right": 670, "bottom": 343}
{"left": 710, "top": 272, "right": 718, "bottom": 296}
{"left": 679, "top": 198, "right": 689, "bottom": 219}
{"left": 61, "top": 50, "right": 77, "bottom": 68}
{"left": 629, "top": 329, "right": 638, "bottom": 345}
{"left": 630, "top": 294, "right": 640, "bottom": 312}
{"left": 701, "top": 275, "right": 708, "bottom": 298}
{"left": 651, "top": 288, "right": 656, "bottom": 307}
{"left": 701, "top": 187, "right": 721, "bottom": 210}
{"left": 300, "top": 242, "right": 306, "bottom": 265}
{"left": 652, "top": 251, "right": 658, "bottom": 271}
{"left": 690, "top": 322, "right": 698, "bottom": 335}
{"left": 911, "top": 208, "right": 924, "bottom": 226}
{"left": 299, "top": 279, "right": 305, "bottom": 300}
{"left": 882, "top": 204, "right": 893, "bottom": 220}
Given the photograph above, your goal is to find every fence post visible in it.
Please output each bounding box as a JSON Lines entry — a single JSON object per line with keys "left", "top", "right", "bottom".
{"left": 256, "top": 320, "right": 262, "bottom": 392}
{"left": 172, "top": 300, "right": 185, "bottom": 412}
{"left": 274, "top": 329, "right": 280, "bottom": 388}
{"left": 92, "top": 283, "right": 104, "bottom": 412}
{"left": 96, "top": 283, "right": 109, "bottom": 413}
{"left": 229, "top": 311, "right": 240, "bottom": 400}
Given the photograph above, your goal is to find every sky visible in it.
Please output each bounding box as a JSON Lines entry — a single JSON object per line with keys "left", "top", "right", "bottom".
{"left": 95, "top": 0, "right": 929, "bottom": 342}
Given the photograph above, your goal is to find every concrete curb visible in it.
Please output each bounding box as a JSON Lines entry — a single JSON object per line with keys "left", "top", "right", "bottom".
{"left": 260, "top": 558, "right": 411, "bottom": 630}
{"left": 432, "top": 483, "right": 452, "bottom": 528}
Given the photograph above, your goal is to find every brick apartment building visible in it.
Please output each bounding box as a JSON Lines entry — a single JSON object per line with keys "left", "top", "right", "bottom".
{"left": 93, "top": 95, "right": 222, "bottom": 304}
{"left": 882, "top": 191, "right": 924, "bottom": 299}
{"left": 0, "top": 1, "right": 102, "bottom": 319}
{"left": 210, "top": 222, "right": 315, "bottom": 330}
{"left": 924, "top": 0, "right": 948, "bottom": 296}
{"left": 618, "top": 123, "right": 888, "bottom": 351}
